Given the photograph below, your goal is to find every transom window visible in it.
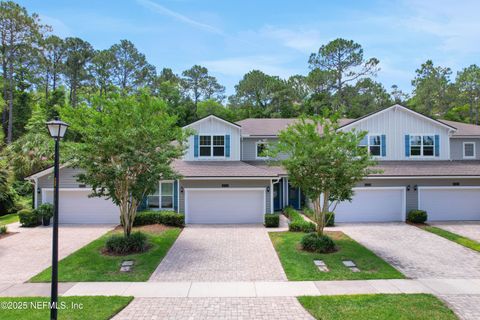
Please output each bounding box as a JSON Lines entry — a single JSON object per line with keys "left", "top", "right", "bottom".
{"left": 199, "top": 135, "right": 225, "bottom": 157}
{"left": 410, "top": 135, "right": 434, "bottom": 157}
{"left": 147, "top": 181, "right": 174, "bottom": 209}
{"left": 463, "top": 142, "right": 476, "bottom": 159}
{"left": 256, "top": 142, "right": 267, "bottom": 159}
{"left": 359, "top": 134, "right": 383, "bottom": 156}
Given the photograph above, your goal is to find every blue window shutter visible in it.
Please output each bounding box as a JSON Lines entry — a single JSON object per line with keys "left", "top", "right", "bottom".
{"left": 381, "top": 134, "right": 386, "bottom": 157}
{"left": 435, "top": 134, "right": 440, "bottom": 157}
{"left": 405, "top": 135, "right": 410, "bottom": 157}
{"left": 225, "top": 134, "right": 230, "bottom": 157}
{"left": 173, "top": 180, "right": 178, "bottom": 212}
{"left": 194, "top": 135, "right": 199, "bottom": 158}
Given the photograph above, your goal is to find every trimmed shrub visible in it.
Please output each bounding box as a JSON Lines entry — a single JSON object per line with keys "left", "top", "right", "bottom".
{"left": 303, "top": 208, "right": 335, "bottom": 227}
{"left": 36, "top": 203, "right": 54, "bottom": 224}
{"left": 105, "top": 232, "right": 148, "bottom": 255}
{"left": 134, "top": 210, "right": 184, "bottom": 227}
{"left": 407, "top": 210, "right": 428, "bottom": 224}
{"left": 301, "top": 232, "right": 336, "bottom": 253}
{"left": 285, "top": 207, "right": 316, "bottom": 232}
{"left": 265, "top": 214, "right": 280, "bottom": 227}
{"left": 18, "top": 208, "right": 40, "bottom": 227}
{"left": 0, "top": 225, "right": 7, "bottom": 234}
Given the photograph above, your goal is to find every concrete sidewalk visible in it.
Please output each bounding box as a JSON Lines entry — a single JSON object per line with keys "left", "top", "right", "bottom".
{"left": 2, "top": 279, "right": 480, "bottom": 297}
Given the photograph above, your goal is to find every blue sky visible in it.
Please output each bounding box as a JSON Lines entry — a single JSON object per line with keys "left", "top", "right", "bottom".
{"left": 18, "top": 0, "right": 480, "bottom": 95}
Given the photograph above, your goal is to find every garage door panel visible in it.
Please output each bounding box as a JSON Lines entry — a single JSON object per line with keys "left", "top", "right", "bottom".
{"left": 186, "top": 189, "right": 265, "bottom": 224}
{"left": 334, "top": 188, "right": 405, "bottom": 222}
{"left": 44, "top": 189, "right": 119, "bottom": 224}
{"left": 420, "top": 188, "right": 480, "bottom": 221}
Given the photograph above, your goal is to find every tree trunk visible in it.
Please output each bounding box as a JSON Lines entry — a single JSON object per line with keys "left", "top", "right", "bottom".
{"left": 312, "top": 196, "right": 324, "bottom": 236}
{"left": 1, "top": 59, "right": 7, "bottom": 140}
{"left": 6, "top": 59, "right": 14, "bottom": 144}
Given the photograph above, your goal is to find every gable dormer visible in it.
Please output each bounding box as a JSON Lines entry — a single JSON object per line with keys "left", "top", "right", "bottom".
{"left": 183, "top": 115, "right": 241, "bottom": 161}
{"left": 338, "top": 105, "right": 457, "bottom": 160}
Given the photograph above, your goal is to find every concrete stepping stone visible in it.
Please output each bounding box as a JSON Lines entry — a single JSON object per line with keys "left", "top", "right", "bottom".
{"left": 120, "top": 260, "right": 134, "bottom": 272}
{"left": 122, "top": 260, "right": 134, "bottom": 267}
{"left": 342, "top": 260, "right": 356, "bottom": 267}
{"left": 314, "top": 260, "right": 329, "bottom": 272}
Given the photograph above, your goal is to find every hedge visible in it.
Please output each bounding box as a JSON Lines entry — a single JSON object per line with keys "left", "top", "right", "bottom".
{"left": 264, "top": 214, "right": 280, "bottom": 227}
{"left": 284, "top": 207, "right": 316, "bottom": 233}
{"left": 134, "top": 210, "right": 184, "bottom": 227}
{"left": 18, "top": 208, "right": 41, "bottom": 227}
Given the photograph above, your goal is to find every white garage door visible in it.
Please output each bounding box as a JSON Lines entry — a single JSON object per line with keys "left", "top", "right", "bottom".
{"left": 43, "top": 189, "right": 119, "bottom": 224}
{"left": 419, "top": 187, "right": 480, "bottom": 221}
{"left": 185, "top": 188, "right": 265, "bottom": 224}
{"left": 334, "top": 187, "right": 406, "bottom": 222}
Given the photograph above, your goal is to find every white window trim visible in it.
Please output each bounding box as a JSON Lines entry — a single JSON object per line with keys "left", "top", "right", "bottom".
{"left": 148, "top": 180, "right": 174, "bottom": 210}
{"left": 255, "top": 141, "right": 269, "bottom": 160}
{"left": 463, "top": 142, "right": 476, "bottom": 159}
{"left": 409, "top": 133, "right": 436, "bottom": 158}
{"left": 198, "top": 134, "right": 226, "bottom": 159}
{"left": 359, "top": 133, "right": 384, "bottom": 158}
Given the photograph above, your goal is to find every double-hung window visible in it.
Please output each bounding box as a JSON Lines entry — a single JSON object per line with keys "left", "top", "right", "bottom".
{"left": 256, "top": 142, "right": 267, "bottom": 159}
{"left": 199, "top": 135, "right": 225, "bottom": 157}
{"left": 359, "top": 134, "right": 382, "bottom": 156}
{"left": 410, "top": 135, "right": 434, "bottom": 157}
{"left": 463, "top": 142, "right": 476, "bottom": 159}
{"left": 147, "top": 181, "right": 174, "bottom": 210}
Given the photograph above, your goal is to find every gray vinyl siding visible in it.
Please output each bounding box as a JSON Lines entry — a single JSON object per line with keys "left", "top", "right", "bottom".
{"left": 36, "top": 167, "right": 86, "bottom": 207}
{"left": 241, "top": 137, "right": 287, "bottom": 161}
{"left": 356, "top": 178, "right": 480, "bottom": 212}
{"left": 450, "top": 138, "right": 480, "bottom": 160}
{"left": 179, "top": 179, "right": 272, "bottom": 214}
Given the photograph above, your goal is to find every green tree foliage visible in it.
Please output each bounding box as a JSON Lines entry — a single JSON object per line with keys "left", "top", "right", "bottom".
{"left": 109, "top": 39, "right": 156, "bottom": 92}
{"left": 5, "top": 104, "right": 53, "bottom": 178}
{"left": 40, "top": 35, "right": 66, "bottom": 97}
{"left": 411, "top": 60, "right": 454, "bottom": 116}
{"left": 89, "top": 49, "right": 115, "bottom": 96}
{"left": 61, "top": 92, "right": 189, "bottom": 236}
{"left": 197, "top": 99, "right": 237, "bottom": 121}
{"left": 455, "top": 65, "right": 480, "bottom": 124}
{"left": 181, "top": 65, "right": 225, "bottom": 117}
{"left": 308, "top": 38, "right": 379, "bottom": 112}
{"left": 0, "top": 1, "right": 44, "bottom": 143}
{"left": 268, "top": 115, "right": 376, "bottom": 235}
{"left": 63, "top": 37, "right": 94, "bottom": 107}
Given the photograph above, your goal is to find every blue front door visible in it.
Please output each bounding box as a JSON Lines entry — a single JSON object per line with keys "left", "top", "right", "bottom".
{"left": 288, "top": 184, "right": 300, "bottom": 209}
{"left": 273, "top": 182, "right": 282, "bottom": 211}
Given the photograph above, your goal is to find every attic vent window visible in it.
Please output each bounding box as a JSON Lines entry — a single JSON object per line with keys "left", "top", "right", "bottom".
{"left": 364, "top": 183, "right": 372, "bottom": 187}
{"left": 78, "top": 184, "right": 86, "bottom": 188}
{"left": 453, "top": 182, "right": 460, "bottom": 186}
{"left": 221, "top": 184, "right": 229, "bottom": 188}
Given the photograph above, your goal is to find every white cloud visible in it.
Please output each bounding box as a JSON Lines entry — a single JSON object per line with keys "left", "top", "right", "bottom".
{"left": 40, "top": 15, "right": 72, "bottom": 38}
{"left": 136, "top": 0, "right": 224, "bottom": 35}
{"left": 202, "top": 55, "right": 301, "bottom": 79}
{"left": 402, "top": 0, "right": 480, "bottom": 54}
{"left": 259, "top": 25, "right": 323, "bottom": 53}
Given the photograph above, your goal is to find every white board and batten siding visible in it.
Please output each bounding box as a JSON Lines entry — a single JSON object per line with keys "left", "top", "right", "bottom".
{"left": 419, "top": 187, "right": 480, "bottom": 221}
{"left": 184, "top": 116, "right": 241, "bottom": 161}
{"left": 340, "top": 106, "right": 452, "bottom": 160}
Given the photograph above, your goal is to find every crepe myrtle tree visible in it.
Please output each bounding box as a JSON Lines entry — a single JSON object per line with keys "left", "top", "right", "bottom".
{"left": 267, "top": 114, "right": 377, "bottom": 236}
{"left": 62, "top": 92, "right": 190, "bottom": 237}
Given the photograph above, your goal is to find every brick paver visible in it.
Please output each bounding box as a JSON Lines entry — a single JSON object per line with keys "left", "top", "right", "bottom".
{"left": 336, "top": 223, "right": 480, "bottom": 279}
{"left": 439, "top": 295, "right": 480, "bottom": 320}
{"left": 113, "top": 297, "right": 314, "bottom": 320}
{"left": 431, "top": 221, "right": 480, "bottom": 242}
{"left": 0, "top": 223, "right": 113, "bottom": 283}
{"left": 149, "top": 225, "right": 287, "bottom": 282}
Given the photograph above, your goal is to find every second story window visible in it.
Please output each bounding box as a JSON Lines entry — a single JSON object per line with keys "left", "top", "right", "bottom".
{"left": 256, "top": 142, "right": 267, "bottom": 159}
{"left": 199, "top": 135, "right": 225, "bottom": 157}
{"left": 359, "top": 134, "right": 383, "bottom": 157}
{"left": 410, "top": 135, "right": 434, "bottom": 156}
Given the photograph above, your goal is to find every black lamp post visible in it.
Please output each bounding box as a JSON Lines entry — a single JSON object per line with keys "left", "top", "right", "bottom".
{"left": 46, "top": 117, "right": 69, "bottom": 320}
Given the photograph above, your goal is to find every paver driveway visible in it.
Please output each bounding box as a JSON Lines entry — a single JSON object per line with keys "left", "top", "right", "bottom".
{"left": 113, "top": 297, "right": 313, "bottom": 320}
{"left": 0, "top": 223, "right": 113, "bottom": 283}
{"left": 336, "top": 223, "right": 480, "bottom": 279}
{"left": 431, "top": 221, "right": 480, "bottom": 242}
{"left": 150, "top": 225, "right": 287, "bottom": 281}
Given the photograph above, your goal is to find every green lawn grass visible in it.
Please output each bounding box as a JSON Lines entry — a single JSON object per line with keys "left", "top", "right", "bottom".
{"left": 0, "top": 213, "right": 19, "bottom": 225}
{"left": 30, "top": 227, "right": 181, "bottom": 282}
{"left": 269, "top": 231, "right": 404, "bottom": 280}
{"left": 0, "top": 296, "right": 132, "bottom": 320}
{"left": 298, "top": 294, "right": 457, "bottom": 320}
{"left": 423, "top": 225, "right": 480, "bottom": 252}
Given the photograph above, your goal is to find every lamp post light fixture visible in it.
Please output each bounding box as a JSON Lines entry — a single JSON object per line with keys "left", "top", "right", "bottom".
{"left": 46, "top": 117, "right": 69, "bottom": 320}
